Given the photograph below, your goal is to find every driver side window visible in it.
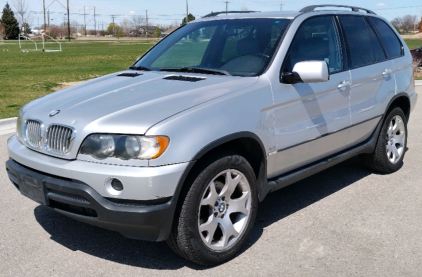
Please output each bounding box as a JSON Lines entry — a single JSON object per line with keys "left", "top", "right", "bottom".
{"left": 283, "top": 16, "right": 343, "bottom": 74}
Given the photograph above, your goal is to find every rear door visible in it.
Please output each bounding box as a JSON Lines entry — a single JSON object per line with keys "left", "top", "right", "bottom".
{"left": 271, "top": 15, "right": 352, "bottom": 175}
{"left": 338, "top": 16, "right": 396, "bottom": 146}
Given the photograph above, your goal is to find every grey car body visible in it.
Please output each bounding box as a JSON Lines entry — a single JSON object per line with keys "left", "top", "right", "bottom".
{"left": 6, "top": 5, "right": 418, "bottom": 264}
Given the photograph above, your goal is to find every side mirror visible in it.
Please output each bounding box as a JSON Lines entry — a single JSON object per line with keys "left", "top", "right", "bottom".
{"left": 283, "top": 61, "right": 330, "bottom": 84}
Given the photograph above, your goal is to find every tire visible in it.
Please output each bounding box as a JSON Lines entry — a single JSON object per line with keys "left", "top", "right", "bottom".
{"left": 167, "top": 154, "right": 258, "bottom": 266}
{"left": 360, "top": 107, "right": 407, "bottom": 173}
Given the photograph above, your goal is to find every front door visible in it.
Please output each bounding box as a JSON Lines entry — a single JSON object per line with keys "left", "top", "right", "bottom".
{"left": 271, "top": 15, "right": 352, "bottom": 176}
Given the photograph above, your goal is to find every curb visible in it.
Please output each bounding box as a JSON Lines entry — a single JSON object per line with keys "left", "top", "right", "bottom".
{"left": 0, "top": 117, "right": 17, "bottom": 136}
{"left": 416, "top": 80, "right": 422, "bottom": 86}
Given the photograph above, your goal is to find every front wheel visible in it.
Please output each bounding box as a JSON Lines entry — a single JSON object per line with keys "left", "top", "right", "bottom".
{"left": 167, "top": 155, "right": 258, "bottom": 266}
{"left": 360, "top": 107, "right": 407, "bottom": 173}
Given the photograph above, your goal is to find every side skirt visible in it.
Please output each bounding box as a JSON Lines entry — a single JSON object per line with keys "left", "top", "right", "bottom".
{"left": 266, "top": 117, "right": 383, "bottom": 193}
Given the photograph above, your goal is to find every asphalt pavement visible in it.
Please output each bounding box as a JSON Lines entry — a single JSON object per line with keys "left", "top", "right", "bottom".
{"left": 1, "top": 87, "right": 421, "bottom": 276}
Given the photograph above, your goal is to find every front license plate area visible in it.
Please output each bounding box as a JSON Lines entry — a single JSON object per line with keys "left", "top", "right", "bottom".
{"left": 19, "top": 175, "right": 46, "bottom": 205}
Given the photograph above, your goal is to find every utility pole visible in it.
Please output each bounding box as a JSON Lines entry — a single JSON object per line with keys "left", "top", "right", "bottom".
{"left": 224, "top": 1, "right": 229, "bottom": 15}
{"left": 43, "top": 0, "right": 46, "bottom": 33}
{"left": 84, "top": 6, "right": 86, "bottom": 36}
{"left": 67, "top": 0, "right": 70, "bottom": 41}
{"left": 186, "top": 0, "right": 189, "bottom": 24}
{"left": 48, "top": 10, "right": 50, "bottom": 27}
{"left": 94, "top": 7, "right": 96, "bottom": 36}
{"left": 280, "top": 3, "right": 284, "bottom": 11}
{"left": 146, "top": 10, "right": 148, "bottom": 38}
{"left": 111, "top": 15, "right": 116, "bottom": 36}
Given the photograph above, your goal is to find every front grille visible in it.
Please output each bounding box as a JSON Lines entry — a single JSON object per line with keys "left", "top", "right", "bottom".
{"left": 25, "top": 120, "right": 42, "bottom": 148}
{"left": 45, "top": 125, "right": 74, "bottom": 154}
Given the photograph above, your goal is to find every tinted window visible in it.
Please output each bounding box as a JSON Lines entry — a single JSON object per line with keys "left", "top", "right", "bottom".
{"left": 367, "top": 21, "right": 386, "bottom": 62}
{"left": 284, "top": 16, "right": 343, "bottom": 74}
{"left": 370, "top": 18, "right": 402, "bottom": 59}
{"left": 340, "top": 16, "right": 375, "bottom": 68}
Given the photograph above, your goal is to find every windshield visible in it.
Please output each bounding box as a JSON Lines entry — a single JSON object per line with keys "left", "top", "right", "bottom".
{"left": 134, "top": 18, "right": 291, "bottom": 77}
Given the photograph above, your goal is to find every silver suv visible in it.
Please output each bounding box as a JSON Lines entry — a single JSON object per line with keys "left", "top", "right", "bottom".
{"left": 6, "top": 5, "right": 418, "bottom": 265}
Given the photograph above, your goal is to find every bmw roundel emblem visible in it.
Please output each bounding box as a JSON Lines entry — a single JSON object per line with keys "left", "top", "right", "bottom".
{"left": 49, "top": 110, "right": 60, "bottom": 117}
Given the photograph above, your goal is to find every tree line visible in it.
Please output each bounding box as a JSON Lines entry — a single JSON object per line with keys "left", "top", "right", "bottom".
{"left": 391, "top": 15, "right": 422, "bottom": 34}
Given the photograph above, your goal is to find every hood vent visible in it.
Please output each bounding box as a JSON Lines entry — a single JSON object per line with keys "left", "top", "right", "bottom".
{"left": 117, "top": 72, "right": 142, "bottom": 77}
{"left": 164, "top": 75, "right": 206, "bottom": 82}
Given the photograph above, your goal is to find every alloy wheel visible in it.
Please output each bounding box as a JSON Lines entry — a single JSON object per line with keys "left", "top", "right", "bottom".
{"left": 198, "top": 169, "right": 251, "bottom": 251}
{"left": 386, "top": 115, "right": 406, "bottom": 164}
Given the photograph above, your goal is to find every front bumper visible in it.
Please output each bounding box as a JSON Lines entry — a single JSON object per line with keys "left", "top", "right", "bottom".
{"left": 7, "top": 135, "right": 188, "bottom": 201}
{"left": 6, "top": 159, "right": 178, "bottom": 241}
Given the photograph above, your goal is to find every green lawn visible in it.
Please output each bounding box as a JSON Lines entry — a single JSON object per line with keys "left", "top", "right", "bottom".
{"left": 0, "top": 39, "right": 421, "bottom": 119}
{"left": 0, "top": 40, "right": 155, "bottom": 119}
{"left": 404, "top": 39, "right": 422, "bottom": 50}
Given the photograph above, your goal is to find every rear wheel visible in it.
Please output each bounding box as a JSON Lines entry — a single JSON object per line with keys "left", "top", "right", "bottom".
{"left": 360, "top": 107, "right": 407, "bottom": 173}
{"left": 167, "top": 155, "right": 258, "bottom": 266}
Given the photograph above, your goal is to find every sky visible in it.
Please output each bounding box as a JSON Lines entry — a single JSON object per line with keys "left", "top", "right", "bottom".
{"left": 1, "top": 0, "right": 421, "bottom": 29}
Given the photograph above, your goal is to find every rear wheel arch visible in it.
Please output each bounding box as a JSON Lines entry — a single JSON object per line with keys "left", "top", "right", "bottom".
{"left": 386, "top": 93, "right": 411, "bottom": 121}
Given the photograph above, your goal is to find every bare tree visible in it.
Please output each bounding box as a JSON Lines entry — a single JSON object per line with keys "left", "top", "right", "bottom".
{"left": 12, "top": 0, "right": 32, "bottom": 34}
{"left": 120, "top": 18, "right": 132, "bottom": 37}
{"left": 402, "top": 14, "right": 418, "bottom": 33}
{"left": 391, "top": 17, "right": 403, "bottom": 29}
{"left": 241, "top": 5, "right": 249, "bottom": 11}
{"left": 391, "top": 14, "right": 418, "bottom": 33}
{"left": 131, "top": 15, "right": 144, "bottom": 29}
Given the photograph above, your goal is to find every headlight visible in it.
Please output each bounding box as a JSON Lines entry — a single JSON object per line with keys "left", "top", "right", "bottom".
{"left": 79, "top": 134, "right": 169, "bottom": 160}
{"left": 16, "top": 109, "right": 24, "bottom": 144}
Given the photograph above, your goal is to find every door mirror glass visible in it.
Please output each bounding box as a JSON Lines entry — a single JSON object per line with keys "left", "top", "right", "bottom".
{"left": 284, "top": 61, "right": 329, "bottom": 84}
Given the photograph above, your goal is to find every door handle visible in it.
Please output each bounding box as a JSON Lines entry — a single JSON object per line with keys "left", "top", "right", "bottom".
{"left": 338, "top": 80, "right": 351, "bottom": 91}
{"left": 382, "top": 69, "right": 392, "bottom": 77}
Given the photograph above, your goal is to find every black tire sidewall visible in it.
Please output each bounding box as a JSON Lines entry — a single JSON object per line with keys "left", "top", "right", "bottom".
{"left": 181, "top": 155, "right": 258, "bottom": 265}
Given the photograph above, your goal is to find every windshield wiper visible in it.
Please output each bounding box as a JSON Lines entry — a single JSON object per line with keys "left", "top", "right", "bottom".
{"left": 128, "top": 66, "right": 152, "bottom": 71}
{"left": 159, "top": 67, "right": 231, "bottom": 76}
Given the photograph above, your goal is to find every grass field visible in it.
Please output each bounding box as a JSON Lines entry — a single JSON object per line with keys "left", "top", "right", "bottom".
{"left": 1, "top": 38, "right": 421, "bottom": 119}
{"left": 0, "top": 40, "right": 156, "bottom": 119}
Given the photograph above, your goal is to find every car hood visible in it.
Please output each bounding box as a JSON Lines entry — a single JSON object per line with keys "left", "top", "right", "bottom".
{"left": 23, "top": 70, "right": 258, "bottom": 136}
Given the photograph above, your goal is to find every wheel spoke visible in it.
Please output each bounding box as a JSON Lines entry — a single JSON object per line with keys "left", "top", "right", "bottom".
{"left": 394, "top": 133, "right": 405, "bottom": 146}
{"left": 219, "top": 216, "right": 239, "bottom": 247}
{"left": 199, "top": 216, "right": 218, "bottom": 244}
{"left": 386, "top": 144, "right": 393, "bottom": 156}
{"left": 201, "top": 182, "right": 219, "bottom": 207}
{"left": 388, "top": 120, "right": 394, "bottom": 136}
{"left": 229, "top": 191, "right": 250, "bottom": 215}
{"left": 392, "top": 145, "right": 400, "bottom": 162}
{"left": 395, "top": 118, "right": 405, "bottom": 133}
{"left": 221, "top": 171, "right": 241, "bottom": 198}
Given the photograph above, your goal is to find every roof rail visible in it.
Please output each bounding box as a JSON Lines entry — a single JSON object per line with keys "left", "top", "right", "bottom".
{"left": 203, "top": 11, "right": 259, "bottom": 18}
{"left": 300, "top": 5, "right": 376, "bottom": 15}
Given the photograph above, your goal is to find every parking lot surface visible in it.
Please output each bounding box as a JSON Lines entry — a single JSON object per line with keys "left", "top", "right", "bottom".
{"left": 1, "top": 87, "right": 421, "bottom": 276}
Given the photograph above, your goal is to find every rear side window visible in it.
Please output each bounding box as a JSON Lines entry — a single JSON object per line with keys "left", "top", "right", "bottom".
{"left": 370, "top": 18, "right": 403, "bottom": 59}
{"left": 339, "top": 16, "right": 375, "bottom": 68}
{"left": 367, "top": 21, "right": 386, "bottom": 62}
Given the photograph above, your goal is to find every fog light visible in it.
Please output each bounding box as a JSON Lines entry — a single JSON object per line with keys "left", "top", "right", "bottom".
{"left": 111, "top": 179, "right": 124, "bottom": 191}
{"left": 105, "top": 177, "right": 124, "bottom": 196}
